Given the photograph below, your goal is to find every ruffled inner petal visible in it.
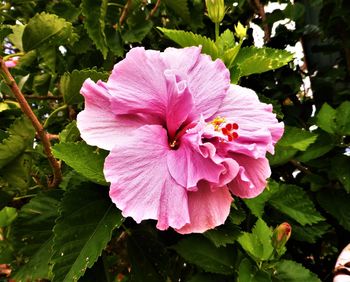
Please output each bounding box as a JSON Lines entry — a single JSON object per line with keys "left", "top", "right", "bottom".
{"left": 104, "top": 125, "right": 190, "bottom": 230}
{"left": 211, "top": 85, "right": 284, "bottom": 158}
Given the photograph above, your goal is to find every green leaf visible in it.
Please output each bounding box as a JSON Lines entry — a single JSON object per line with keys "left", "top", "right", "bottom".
{"left": 52, "top": 141, "right": 108, "bottom": 185}
{"left": 0, "top": 207, "right": 17, "bottom": 227}
{"left": 59, "top": 121, "right": 80, "bottom": 143}
{"left": 268, "top": 145, "right": 298, "bottom": 166}
{"left": 82, "top": 0, "right": 109, "bottom": 58}
{"left": 204, "top": 222, "right": 241, "bottom": 247}
{"left": 127, "top": 228, "right": 169, "bottom": 282}
{"left": 11, "top": 190, "right": 63, "bottom": 281}
{"left": 278, "top": 126, "right": 318, "bottom": 151}
{"left": 335, "top": 101, "right": 350, "bottom": 135}
{"left": 0, "top": 117, "right": 35, "bottom": 169}
{"left": 272, "top": 260, "right": 320, "bottom": 282}
{"left": 173, "top": 235, "right": 235, "bottom": 274}
{"left": 22, "top": 12, "right": 78, "bottom": 51}
{"left": 297, "top": 131, "right": 335, "bottom": 162}
{"left": 158, "top": 28, "right": 219, "bottom": 59}
{"left": 237, "top": 218, "right": 274, "bottom": 262}
{"left": 216, "top": 29, "right": 235, "bottom": 51}
{"left": 292, "top": 222, "right": 331, "bottom": 243}
{"left": 268, "top": 184, "right": 325, "bottom": 226}
{"left": 317, "top": 189, "right": 350, "bottom": 232}
{"left": 8, "top": 25, "right": 25, "bottom": 51}
{"left": 51, "top": 184, "right": 123, "bottom": 282}
{"left": 123, "top": 19, "right": 153, "bottom": 43}
{"left": 60, "top": 69, "right": 109, "bottom": 105}
{"left": 238, "top": 258, "right": 271, "bottom": 282}
{"left": 163, "top": 0, "right": 191, "bottom": 22}
{"left": 233, "top": 47, "right": 293, "bottom": 76}
{"left": 331, "top": 155, "right": 350, "bottom": 193}
{"left": 223, "top": 44, "right": 241, "bottom": 68}
{"left": 316, "top": 103, "right": 337, "bottom": 134}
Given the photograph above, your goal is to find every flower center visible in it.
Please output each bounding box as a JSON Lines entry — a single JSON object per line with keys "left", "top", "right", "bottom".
{"left": 210, "top": 116, "right": 239, "bottom": 141}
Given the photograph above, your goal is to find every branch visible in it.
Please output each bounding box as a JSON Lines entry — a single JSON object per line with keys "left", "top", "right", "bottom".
{"left": 289, "top": 159, "right": 312, "bottom": 175}
{"left": 147, "top": 0, "right": 161, "bottom": 20}
{"left": 3, "top": 94, "right": 63, "bottom": 100}
{"left": 118, "top": 0, "right": 132, "bottom": 27}
{"left": 253, "top": 0, "right": 270, "bottom": 43}
{"left": 0, "top": 57, "right": 62, "bottom": 188}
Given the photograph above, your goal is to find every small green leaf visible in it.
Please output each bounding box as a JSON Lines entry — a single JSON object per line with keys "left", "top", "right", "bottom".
{"left": 60, "top": 69, "right": 109, "bottom": 105}
{"left": 238, "top": 258, "right": 271, "bottom": 282}
{"left": 331, "top": 155, "right": 350, "bottom": 193}
{"left": 316, "top": 103, "right": 337, "bottom": 134}
{"left": 317, "top": 189, "right": 350, "bottom": 232}
{"left": 59, "top": 121, "right": 80, "bottom": 143}
{"left": 292, "top": 222, "right": 331, "bottom": 243}
{"left": 173, "top": 235, "right": 235, "bottom": 274}
{"left": 51, "top": 184, "right": 123, "bottom": 282}
{"left": 52, "top": 141, "right": 108, "bottom": 185}
{"left": 123, "top": 19, "right": 153, "bottom": 43}
{"left": 82, "top": 0, "right": 109, "bottom": 58}
{"left": 233, "top": 47, "right": 293, "bottom": 76}
{"left": 268, "top": 184, "right": 325, "bottom": 226}
{"left": 0, "top": 207, "right": 17, "bottom": 227}
{"left": 204, "top": 222, "right": 241, "bottom": 247}
{"left": 335, "top": 101, "right": 350, "bottom": 135}
{"left": 158, "top": 28, "right": 219, "bottom": 59}
{"left": 278, "top": 126, "right": 317, "bottom": 151}
{"left": 163, "top": 0, "right": 191, "bottom": 22}
{"left": 268, "top": 145, "right": 298, "bottom": 166}
{"left": 297, "top": 131, "right": 335, "bottom": 162}
{"left": 273, "top": 260, "right": 320, "bottom": 282}
{"left": 237, "top": 218, "right": 274, "bottom": 262}
{"left": 22, "top": 12, "right": 78, "bottom": 51}
{"left": 0, "top": 117, "right": 35, "bottom": 169}
{"left": 8, "top": 25, "right": 25, "bottom": 51}
{"left": 11, "top": 191, "right": 63, "bottom": 281}
{"left": 216, "top": 29, "right": 235, "bottom": 51}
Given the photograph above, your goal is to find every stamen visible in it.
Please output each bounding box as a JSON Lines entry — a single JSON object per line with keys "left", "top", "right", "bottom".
{"left": 210, "top": 116, "right": 226, "bottom": 131}
{"left": 221, "top": 122, "right": 239, "bottom": 141}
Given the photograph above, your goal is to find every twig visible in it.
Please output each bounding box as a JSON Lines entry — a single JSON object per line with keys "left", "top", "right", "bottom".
{"left": 253, "top": 0, "right": 270, "bottom": 43}
{"left": 0, "top": 57, "right": 62, "bottom": 188}
{"left": 3, "top": 94, "right": 63, "bottom": 100}
{"left": 289, "top": 159, "right": 312, "bottom": 175}
{"left": 118, "top": 0, "right": 132, "bottom": 27}
{"left": 147, "top": 0, "right": 161, "bottom": 19}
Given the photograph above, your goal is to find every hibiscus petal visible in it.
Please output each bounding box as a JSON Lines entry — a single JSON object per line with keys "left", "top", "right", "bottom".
{"left": 164, "top": 70, "right": 194, "bottom": 139}
{"left": 167, "top": 133, "right": 237, "bottom": 189}
{"left": 162, "top": 46, "right": 230, "bottom": 119}
{"left": 227, "top": 154, "right": 271, "bottom": 198}
{"left": 77, "top": 79, "right": 147, "bottom": 150}
{"left": 104, "top": 125, "right": 190, "bottom": 230}
{"left": 176, "top": 181, "right": 232, "bottom": 234}
{"left": 212, "top": 85, "right": 284, "bottom": 158}
{"left": 107, "top": 47, "right": 168, "bottom": 117}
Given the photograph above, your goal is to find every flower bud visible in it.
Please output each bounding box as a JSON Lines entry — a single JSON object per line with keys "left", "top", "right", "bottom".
{"left": 205, "top": 0, "right": 225, "bottom": 23}
{"left": 272, "top": 222, "right": 291, "bottom": 250}
{"left": 235, "top": 22, "right": 247, "bottom": 39}
{"left": 4, "top": 56, "right": 19, "bottom": 68}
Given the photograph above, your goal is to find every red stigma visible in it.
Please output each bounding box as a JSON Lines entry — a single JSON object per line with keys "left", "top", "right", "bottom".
{"left": 221, "top": 123, "right": 239, "bottom": 141}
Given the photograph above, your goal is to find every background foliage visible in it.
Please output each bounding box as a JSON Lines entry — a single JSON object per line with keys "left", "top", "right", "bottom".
{"left": 0, "top": 0, "right": 349, "bottom": 281}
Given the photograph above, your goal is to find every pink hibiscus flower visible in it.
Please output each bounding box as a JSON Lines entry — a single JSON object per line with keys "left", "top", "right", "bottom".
{"left": 77, "top": 46, "right": 284, "bottom": 234}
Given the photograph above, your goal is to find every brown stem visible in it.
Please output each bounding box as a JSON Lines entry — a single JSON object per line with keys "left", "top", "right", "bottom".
{"left": 3, "top": 94, "right": 63, "bottom": 100}
{"left": 289, "top": 159, "right": 311, "bottom": 175}
{"left": 0, "top": 57, "right": 62, "bottom": 188}
{"left": 147, "top": 0, "right": 161, "bottom": 19}
{"left": 118, "top": 0, "right": 132, "bottom": 27}
{"left": 253, "top": 0, "right": 270, "bottom": 43}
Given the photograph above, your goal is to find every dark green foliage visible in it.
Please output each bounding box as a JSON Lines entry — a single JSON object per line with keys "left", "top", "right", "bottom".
{"left": 0, "top": 0, "right": 349, "bottom": 281}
